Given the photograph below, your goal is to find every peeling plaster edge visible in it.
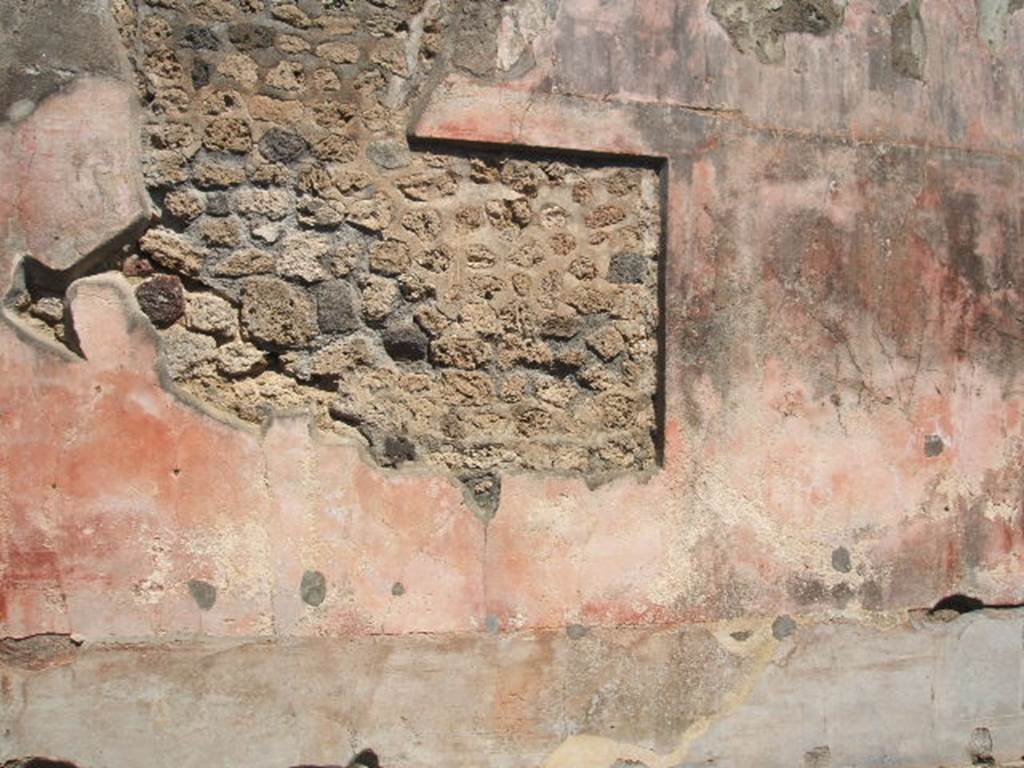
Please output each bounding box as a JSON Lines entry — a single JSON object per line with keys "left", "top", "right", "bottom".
{"left": 50, "top": 275, "right": 664, "bottom": 517}
{"left": 414, "top": 74, "right": 1024, "bottom": 165}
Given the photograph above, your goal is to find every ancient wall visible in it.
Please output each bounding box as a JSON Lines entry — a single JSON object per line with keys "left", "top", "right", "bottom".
{"left": 2, "top": 1, "right": 1024, "bottom": 767}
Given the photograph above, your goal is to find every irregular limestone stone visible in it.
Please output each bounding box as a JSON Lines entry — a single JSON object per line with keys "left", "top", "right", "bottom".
{"left": 185, "top": 292, "right": 237, "bottom": 338}
{"left": 277, "top": 232, "right": 330, "bottom": 283}
{"left": 212, "top": 247, "right": 275, "bottom": 277}
{"left": 181, "top": 24, "right": 220, "bottom": 49}
{"left": 309, "top": 333, "right": 388, "bottom": 377}
{"left": 203, "top": 116, "right": 252, "bottom": 153}
{"left": 346, "top": 193, "right": 393, "bottom": 232}
{"left": 369, "top": 239, "right": 410, "bottom": 275}
{"left": 216, "top": 340, "right": 267, "bottom": 377}
{"left": 139, "top": 227, "right": 203, "bottom": 276}
{"left": 233, "top": 188, "right": 292, "bottom": 220}
{"left": 360, "top": 275, "right": 401, "bottom": 323}
{"left": 366, "top": 139, "right": 411, "bottom": 170}
{"left": 227, "top": 22, "right": 275, "bottom": 49}
{"left": 160, "top": 324, "right": 217, "bottom": 378}
{"left": 432, "top": 331, "right": 491, "bottom": 370}
{"left": 265, "top": 61, "right": 305, "bottom": 92}
{"left": 29, "top": 296, "right": 65, "bottom": 324}
{"left": 240, "top": 276, "right": 318, "bottom": 348}
{"left": 192, "top": 161, "right": 246, "bottom": 188}
{"left": 199, "top": 216, "right": 243, "bottom": 247}
{"left": 585, "top": 203, "right": 627, "bottom": 229}
{"left": 401, "top": 208, "right": 441, "bottom": 239}
{"left": 317, "top": 41, "right": 359, "bottom": 64}
{"left": 586, "top": 326, "right": 625, "bottom": 361}
{"left": 205, "top": 193, "right": 230, "bottom": 217}
{"left": 163, "top": 189, "right": 205, "bottom": 221}
{"left": 396, "top": 171, "right": 456, "bottom": 201}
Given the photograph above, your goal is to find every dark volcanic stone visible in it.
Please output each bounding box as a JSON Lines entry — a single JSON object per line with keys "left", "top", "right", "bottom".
{"left": 182, "top": 25, "right": 220, "bottom": 49}
{"left": 606, "top": 252, "right": 648, "bottom": 284}
{"left": 205, "top": 192, "right": 230, "bottom": 217}
{"left": 135, "top": 274, "right": 185, "bottom": 328}
{"left": 122, "top": 254, "right": 154, "bottom": 278}
{"left": 314, "top": 280, "right": 361, "bottom": 333}
{"left": 382, "top": 323, "right": 428, "bottom": 361}
{"left": 191, "top": 59, "right": 212, "bottom": 89}
{"left": 539, "top": 314, "right": 581, "bottom": 339}
{"left": 259, "top": 128, "right": 308, "bottom": 164}
{"left": 383, "top": 435, "right": 416, "bottom": 465}
{"left": 227, "top": 22, "right": 275, "bottom": 49}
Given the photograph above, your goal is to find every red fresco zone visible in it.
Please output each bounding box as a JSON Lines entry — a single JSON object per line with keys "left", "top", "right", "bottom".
{"left": 3, "top": 55, "right": 1024, "bottom": 641}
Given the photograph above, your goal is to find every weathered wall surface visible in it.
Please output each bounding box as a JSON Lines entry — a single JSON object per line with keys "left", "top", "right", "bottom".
{"left": 1, "top": 1, "right": 1024, "bottom": 767}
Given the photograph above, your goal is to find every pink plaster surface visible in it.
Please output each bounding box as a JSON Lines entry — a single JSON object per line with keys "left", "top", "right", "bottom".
{"left": 0, "top": 77, "right": 149, "bottom": 275}
{"left": 0, "top": 279, "right": 486, "bottom": 640}
{"left": 3, "top": 2, "right": 1024, "bottom": 643}
{"left": 471, "top": 0, "right": 1024, "bottom": 157}
{"left": 2, "top": 261, "right": 1022, "bottom": 640}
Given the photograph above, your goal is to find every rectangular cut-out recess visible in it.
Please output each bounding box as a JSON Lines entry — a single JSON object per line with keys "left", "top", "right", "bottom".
{"left": 359, "top": 142, "right": 666, "bottom": 477}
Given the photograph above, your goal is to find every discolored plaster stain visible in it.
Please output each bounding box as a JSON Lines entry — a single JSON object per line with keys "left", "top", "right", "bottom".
{"left": 0, "top": 0, "right": 130, "bottom": 118}
{"left": 0, "top": 634, "right": 81, "bottom": 671}
{"left": 891, "top": 0, "right": 926, "bottom": 81}
{"left": 460, "top": 472, "right": 501, "bottom": 521}
{"left": 788, "top": 575, "right": 828, "bottom": 605}
{"left": 301, "top": 570, "right": 327, "bottom": 607}
{"left": 449, "top": 1, "right": 502, "bottom": 77}
{"left": 803, "top": 745, "right": 832, "bottom": 768}
{"left": 187, "top": 579, "right": 217, "bottom": 611}
{"left": 969, "top": 726, "right": 994, "bottom": 764}
{"left": 771, "top": 615, "right": 797, "bottom": 639}
{"left": 566, "top": 623, "right": 590, "bottom": 639}
{"left": 944, "top": 191, "right": 986, "bottom": 293}
{"left": 924, "top": 434, "right": 944, "bottom": 457}
{"left": 977, "top": 0, "right": 1024, "bottom": 53}
{"left": 858, "top": 581, "right": 884, "bottom": 611}
{"left": 708, "top": 0, "right": 847, "bottom": 64}
{"left": 830, "top": 583, "right": 855, "bottom": 608}
{"left": 830, "top": 547, "right": 852, "bottom": 573}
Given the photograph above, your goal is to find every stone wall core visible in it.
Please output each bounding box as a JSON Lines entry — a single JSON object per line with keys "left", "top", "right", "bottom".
{"left": 8, "top": 0, "right": 663, "bottom": 490}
